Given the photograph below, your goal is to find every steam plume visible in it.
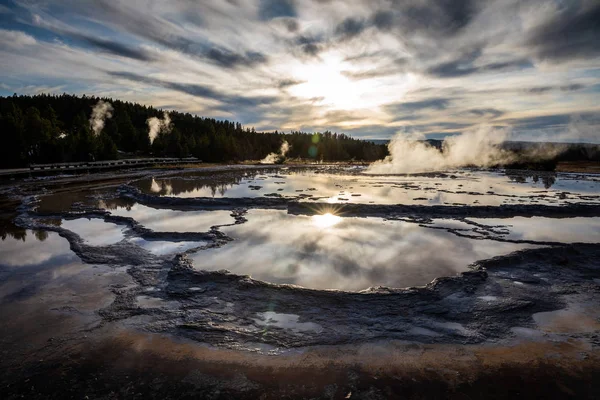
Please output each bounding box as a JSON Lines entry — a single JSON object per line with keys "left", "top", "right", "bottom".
{"left": 261, "top": 140, "right": 290, "bottom": 164}
{"left": 89, "top": 100, "right": 113, "bottom": 136}
{"left": 367, "top": 126, "right": 518, "bottom": 174}
{"left": 147, "top": 112, "right": 172, "bottom": 144}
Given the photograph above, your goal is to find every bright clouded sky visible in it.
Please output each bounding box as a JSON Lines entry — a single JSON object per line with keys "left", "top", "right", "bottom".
{"left": 1, "top": 0, "right": 599, "bottom": 141}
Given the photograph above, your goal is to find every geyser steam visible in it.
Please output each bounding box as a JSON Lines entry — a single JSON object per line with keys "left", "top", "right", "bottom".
{"left": 89, "top": 100, "right": 113, "bottom": 136}
{"left": 147, "top": 112, "right": 172, "bottom": 144}
{"left": 261, "top": 140, "right": 290, "bottom": 164}
{"left": 367, "top": 126, "right": 518, "bottom": 174}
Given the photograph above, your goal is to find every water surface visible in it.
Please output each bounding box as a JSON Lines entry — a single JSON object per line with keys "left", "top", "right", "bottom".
{"left": 107, "top": 203, "right": 234, "bottom": 232}
{"left": 133, "top": 168, "right": 600, "bottom": 207}
{"left": 189, "top": 210, "right": 533, "bottom": 291}
{"left": 61, "top": 218, "right": 126, "bottom": 245}
{"left": 466, "top": 217, "right": 600, "bottom": 243}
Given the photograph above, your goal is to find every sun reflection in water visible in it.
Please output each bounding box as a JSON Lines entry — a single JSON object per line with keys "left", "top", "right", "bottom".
{"left": 312, "top": 213, "right": 342, "bottom": 228}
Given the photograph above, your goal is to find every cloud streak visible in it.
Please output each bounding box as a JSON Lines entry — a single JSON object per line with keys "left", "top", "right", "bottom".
{"left": 526, "top": 2, "right": 600, "bottom": 61}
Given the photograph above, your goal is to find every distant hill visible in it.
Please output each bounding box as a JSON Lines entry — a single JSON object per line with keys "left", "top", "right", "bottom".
{"left": 364, "top": 139, "right": 390, "bottom": 146}
{"left": 501, "top": 141, "right": 600, "bottom": 168}
{"left": 365, "top": 139, "right": 444, "bottom": 149}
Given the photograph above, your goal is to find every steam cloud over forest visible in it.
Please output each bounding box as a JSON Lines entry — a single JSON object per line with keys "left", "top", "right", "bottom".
{"left": 261, "top": 140, "right": 290, "bottom": 164}
{"left": 147, "top": 112, "right": 172, "bottom": 144}
{"left": 89, "top": 100, "right": 113, "bottom": 137}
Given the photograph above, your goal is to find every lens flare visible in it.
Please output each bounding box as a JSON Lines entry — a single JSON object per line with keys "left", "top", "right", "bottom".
{"left": 312, "top": 213, "right": 342, "bottom": 228}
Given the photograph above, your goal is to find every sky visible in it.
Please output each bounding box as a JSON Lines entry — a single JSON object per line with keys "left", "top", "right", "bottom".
{"left": 0, "top": 0, "right": 599, "bottom": 141}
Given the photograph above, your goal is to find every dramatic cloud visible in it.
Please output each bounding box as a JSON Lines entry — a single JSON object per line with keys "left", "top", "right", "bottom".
{"left": 0, "top": 0, "right": 598, "bottom": 142}
{"left": 109, "top": 71, "right": 278, "bottom": 110}
{"left": 524, "top": 84, "right": 586, "bottom": 94}
{"left": 259, "top": 0, "right": 297, "bottom": 20}
{"left": 370, "top": 10, "right": 394, "bottom": 31}
{"left": 526, "top": 2, "right": 600, "bottom": 61}
{"left": 30, "top": 14, "right": 157, "bottom": 62}
{"left": 465, "top": 108, "right": 504, "bottom": 119}
{"left": 386, "top": 98, "right": 452, "bottom": 113}
{"left": 0, "top": 28, "right": 36, "bottom": 48}
{"left": 204, "top": 48, "right": 268, "bottom": 69}
{"left": 277, "top": 79, "right": 305, "bottom": 88}
{"left": 335, "top": 17, "right": 366, "bottom": 40}
{"left": 426, "top": 49, "right": 533, "bottom": 78}
{"left": 366, "top": 0, "right": 476, "bottom": 39}
{"left": 294, "top": 35, "right": 324, "bottom": 57}
{"left": 73, "top": 35, "right": 156, "bottom": 62}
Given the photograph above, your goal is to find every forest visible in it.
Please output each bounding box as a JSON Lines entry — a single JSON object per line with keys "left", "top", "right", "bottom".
{"left": 0, "top": 94, "right": 388, "bottom": 168}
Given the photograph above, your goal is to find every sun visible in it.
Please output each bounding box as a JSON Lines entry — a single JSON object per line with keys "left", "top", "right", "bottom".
{"left": 284, "top": 51, "right": 415, "bottom": 115}
{"left": 312, "top": 213, "right": 342, "bottom": 228}
{"left": 288, "top": 53, "right": 359, "bottom": 110}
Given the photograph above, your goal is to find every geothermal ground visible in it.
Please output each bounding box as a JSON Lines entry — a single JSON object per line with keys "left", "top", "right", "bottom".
{"left": 1, "top": 164, "right": 600, "bottom": 399}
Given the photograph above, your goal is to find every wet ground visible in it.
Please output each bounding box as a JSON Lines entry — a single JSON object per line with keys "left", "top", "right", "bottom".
{"left": 1, "top": 164, "right": 599, "bottom": 398}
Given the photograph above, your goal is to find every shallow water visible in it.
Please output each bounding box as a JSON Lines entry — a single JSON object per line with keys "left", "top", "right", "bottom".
{"left": 254, "top": 311, "right": 324, "bottom": 333}
{"left": 61, "top": 218, "right": 126, "bottom": 245}
{"left": 128, "top": 237, "right": 207, "bottom": 255}
{"left": 0, "top": 228, "right": 76, "bottom": 269}
{"left": 132, "top": 168, "right": 600, "bottom": 207}
{"left": 106, "top": 203, "right": 234, "bottom": 232}
{"left": 36, "top": 189, "right": 108, "bottom": 213}
{"left": 188, "top": 210, "right": 533, "bottom": 290}
{"left": 466, "top": 217, "right": 600, "bottom": 243}
{"left": 15, "top": 167, "right": 600, "bottom": 292}
{"left": 0, "top": 230, "right": 124, "bottom": 326}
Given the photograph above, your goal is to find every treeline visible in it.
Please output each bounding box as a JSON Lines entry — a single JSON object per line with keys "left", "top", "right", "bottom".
{"left": 0, "top": 94, "right": 388, "bottom": 168}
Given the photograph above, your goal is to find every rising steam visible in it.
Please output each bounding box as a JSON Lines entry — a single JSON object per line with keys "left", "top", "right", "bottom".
{"left": 367, "top": 126, "right": 519, "bottom": 174}
{"left": 89, "top": 100, "right": 113, "bottom": 136}
{"left": 261, "top": 140, "right": 290, "bottom": 164}
{"left": 147, "top": 112, "right": 172, "bottom": 144}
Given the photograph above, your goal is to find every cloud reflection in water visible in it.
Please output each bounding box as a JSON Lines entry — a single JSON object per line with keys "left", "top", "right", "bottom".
{"left": 190, "top": 210, "right": 532, "bottom": 291}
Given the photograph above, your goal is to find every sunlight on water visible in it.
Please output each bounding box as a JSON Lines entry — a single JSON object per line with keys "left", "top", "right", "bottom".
{"left": 312, "top": 213, "right": 342, "bottom": 229}
{"left": 133, "top": 168, "right": 600, "bottom": 207}
{"left": 190, "top": 210, "right": 535, "bottom": 291}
